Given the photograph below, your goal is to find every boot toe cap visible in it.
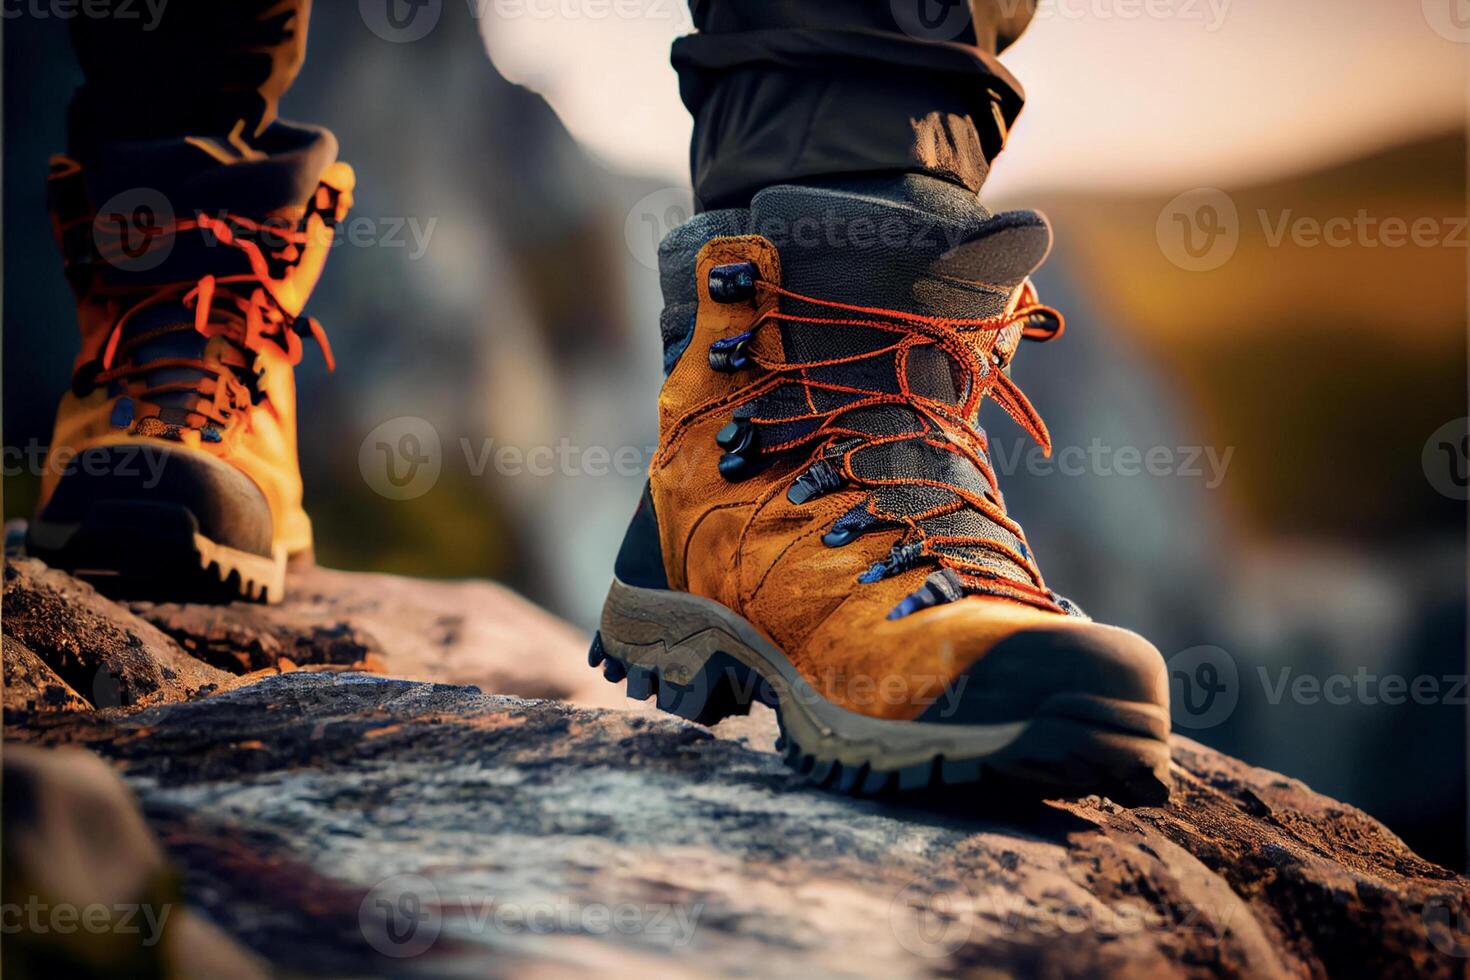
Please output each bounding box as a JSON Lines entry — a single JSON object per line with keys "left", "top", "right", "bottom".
{"left": 918, "top": 621, "right": 1169, "bottom": 726}
{"left": 39, "top": 445, "right": 274, "bottom": 557}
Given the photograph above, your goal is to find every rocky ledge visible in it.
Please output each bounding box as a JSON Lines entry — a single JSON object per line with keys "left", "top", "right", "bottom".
{"left": 3, "top": 556, "right": 1468, "bottom": 978}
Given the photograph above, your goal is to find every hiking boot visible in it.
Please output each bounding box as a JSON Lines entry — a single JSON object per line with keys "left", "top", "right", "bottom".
{"left": 26, "top": 155, "right": 354, "bottom": 603}
{"left": 592, "top": 176, "right": 1171, "bottom": 803}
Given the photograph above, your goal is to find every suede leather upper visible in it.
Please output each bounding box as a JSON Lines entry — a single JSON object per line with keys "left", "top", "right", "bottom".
{"left": 646, "top": 180, "right": 1166, "bottom": 724}
{"left": 36, "top": 158, "right": 354, "bottom": 558}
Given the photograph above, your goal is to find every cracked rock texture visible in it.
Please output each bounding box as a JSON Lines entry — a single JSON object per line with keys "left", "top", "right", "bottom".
{"left": 3, "top": 557, "right": 1468, "bottom": 979}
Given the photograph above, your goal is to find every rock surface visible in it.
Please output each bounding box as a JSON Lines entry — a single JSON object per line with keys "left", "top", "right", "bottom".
{"left": 3, "top": 559, "right": 236, "bottom": 711}
{"left": 3, "top": 557, "right": 620, "bottom": 712}
{"left": 4, "top": 557, "right": 1469, "bottom": 978}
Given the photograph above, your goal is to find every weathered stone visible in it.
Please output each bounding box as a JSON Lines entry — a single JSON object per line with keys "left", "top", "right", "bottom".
{"left": 125, "top": 563, "right": 620, "bottom": 706}
{"left": 128, "top": 597, "right": 381, "bottom": 675}
{"left": 4, "top": 557, "right": 619, "bottom": 715}
{"left": 267, "top": 565, "right": 621, "bottom": 706}
{"left": 4, "top": 557, "right": 1467, "bottom": 977}
{"left": 3, "top": 635, "right": 90, "bottom": 713}
{"left": 3, "top": 559, "right": 234, "bottom": 711}
{"left": 7, "top": 672, "right": 1466, "bottom": 979}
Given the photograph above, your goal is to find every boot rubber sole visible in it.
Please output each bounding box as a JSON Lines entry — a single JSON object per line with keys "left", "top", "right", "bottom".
{"left": 594, "top": 578, "right": 1172, "bottom": 805}
{"left": 26, "top": 500, "right": 285, "bottom": 603}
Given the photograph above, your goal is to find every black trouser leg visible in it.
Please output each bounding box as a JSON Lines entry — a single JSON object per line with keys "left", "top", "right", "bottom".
{"left": 675, "top": 1, "right": 1037, "bottom": 210}
{"left": 69, "top": 0, "right": 310, "bottom": 153}
{"left": 66, "top": 0, "right": 331, "bottom": 215}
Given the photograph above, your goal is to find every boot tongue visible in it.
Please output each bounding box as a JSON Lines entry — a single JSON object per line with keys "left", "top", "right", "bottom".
{"left": 741, "top": 177, "right": 1058, "bottom": 601}
{"left": 747, "top": 176, "right": 1053, "bottom": 403}
{"left": 106, "top": 303, "right": 220, "bottom": 423}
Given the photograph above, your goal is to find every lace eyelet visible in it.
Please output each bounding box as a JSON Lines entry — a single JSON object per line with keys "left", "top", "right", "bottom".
{"left": 715, "top": 419, "right": 761, "bottom": 481}
{"left": 787, "top": 459, "right": 844, "bottom": 504}
{"left": 708, "top": 262, "right": 758, "bottom": 304}
{"left": 708, "top": 331, "right": 753, "bottom": 372}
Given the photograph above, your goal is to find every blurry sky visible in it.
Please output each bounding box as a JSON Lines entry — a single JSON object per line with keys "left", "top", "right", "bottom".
{"left": 480, "top": 0, "right": 1465, "bottom": 195}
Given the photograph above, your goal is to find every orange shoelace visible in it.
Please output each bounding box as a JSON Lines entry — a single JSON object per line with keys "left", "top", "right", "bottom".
{"left": 80, "top": 213, "right": 335, "bottom": 431}
{"left": 722, "top": 279, "right": 1069, "bottom": 613}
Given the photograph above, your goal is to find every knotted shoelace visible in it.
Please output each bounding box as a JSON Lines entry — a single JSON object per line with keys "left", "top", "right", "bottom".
{"left": 78, "top": 212, "right": 336, "bottom": 432}
{"left": 714, "top": 278, "right": 1071, "bottom": 614}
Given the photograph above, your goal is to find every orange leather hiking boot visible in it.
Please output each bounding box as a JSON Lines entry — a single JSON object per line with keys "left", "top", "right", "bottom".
{"left": 26, "top": 154, "right": 353, "bottom": 603}
{"left": 592, "top": 177, "right": 1171, "bottom": 802}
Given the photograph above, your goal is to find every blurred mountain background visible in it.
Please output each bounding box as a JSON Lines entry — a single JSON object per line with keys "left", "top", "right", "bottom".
{"left": 4, "top": 4, "right": 1464, "bottom": 867}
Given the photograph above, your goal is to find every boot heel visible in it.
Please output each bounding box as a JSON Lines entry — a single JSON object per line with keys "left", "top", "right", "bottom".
{"left": 591, "top": 582, "right": 765, "bottom": 726}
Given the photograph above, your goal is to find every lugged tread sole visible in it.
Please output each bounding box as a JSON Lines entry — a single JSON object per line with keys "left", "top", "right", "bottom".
{"left": 25, "top": 501, "right": 285, "bottom": 604}
{"left": 592, "top": 579, "right": 1172, "bottom": 807}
